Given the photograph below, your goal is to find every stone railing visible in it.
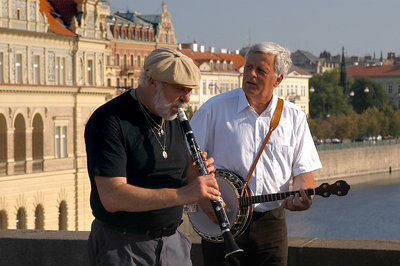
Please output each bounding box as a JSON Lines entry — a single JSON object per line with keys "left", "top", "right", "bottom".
{"left": 1, "top": 229, "right": 399, "bottom": 266}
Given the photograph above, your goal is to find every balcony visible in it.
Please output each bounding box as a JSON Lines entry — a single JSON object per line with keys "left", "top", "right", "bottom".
{"left": 119, "top": 66, "right": 136, "bottom": 76}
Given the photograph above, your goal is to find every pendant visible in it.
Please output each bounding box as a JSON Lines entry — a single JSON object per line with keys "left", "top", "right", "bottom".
{"left": 162, "top": 150, "right": 168, "bottom": 159}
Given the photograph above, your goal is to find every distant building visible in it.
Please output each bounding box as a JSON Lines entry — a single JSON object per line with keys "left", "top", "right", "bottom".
{"left": 105, "top": 2, "right": 178, "bottom": 92}
{"left": 278, "top": 67, "right": 312, "bottom": 116}
{"left": 348, "top": 65, "right": 400, "bottom": 109}
{"left": 179, "top": 43, "right": 245, "bottom": 109}
{"left": 0, "top": 0, "right": 113, "bottom": 231}
{"left": 291, "top": 50, "right": 338, "bottom": 75}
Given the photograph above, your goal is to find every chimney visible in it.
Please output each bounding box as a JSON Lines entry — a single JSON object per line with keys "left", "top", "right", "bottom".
{"left": 191, "top": 43, "right": 198, "bottom": 52}
{"left": 220, "top": 48, "right": 227, "bottom": 54}
{"left": 209, "top": 46, "right": 215, "bottom": 53}
{"left": 235, "top": 49, "right": 240, "bottom": 55}
{"left": 200, "top": 45, "right": 205, "bottom": 53}
{"left": 178, "top": 43, "right": 182, "bottom": 50}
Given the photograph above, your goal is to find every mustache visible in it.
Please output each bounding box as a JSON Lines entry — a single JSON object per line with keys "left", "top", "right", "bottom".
{"left": 172, "top": 101, "right": 185, "bottom": 108}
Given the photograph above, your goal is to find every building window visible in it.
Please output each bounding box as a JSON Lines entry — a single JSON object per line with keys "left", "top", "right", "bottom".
{"left": 0, "top": 210, "right": 8, "bottom": 229}
{"left": 15, "top": 54, "right": 22, "bottom": 83}
{"left": 116, "top": 54, "right": 120, "bottom": 66}
{"left": 107, "top": 78, "right": 111, "bottom": 87}
{"left": 17, "top": 9, "right": 21, "bottom": 20}
{"left": 203, "top": 81, "right": 207, "bottom": 95}
{"left": 16, "top": 208, "right": 27, "bottom": 229}
{"left": 124, "top": 78, "right": 127, "bottom": 87}
{"left": 124, "top": 54, "right": 127, "bottom": 67}
{"left": 116, "top": 78, "right": 120, "bottom": 87}
{"left": 34, "top": 205, "right": 44, "bottom": 230}
{"left": 55, "top": 125, "right": 67, "bottom": 158}
{"left": 137, "top": 56, "right": 141, "bottom": 67}
{"left": 130, "top": 55, "right": 134, "bottom": 66}
{"left": 58, "top": 201, "right": 67, "bottom": 230}
{"left": 106, "top": 55, "right": 110, "bottom": 66}
{"left": 131, "top": 78, "right": 134, "bottom": 87}
{"left": 33, "top": 55, "right": 40, "bottom": 84}
{"left": 388, "top": 85, "right": 393, "bottom": 94}
{"left": 87, "top": 59, "right": 93, "bottom": 85}
{"left": 55, "top": 57, "right": 65, "bottom": 85}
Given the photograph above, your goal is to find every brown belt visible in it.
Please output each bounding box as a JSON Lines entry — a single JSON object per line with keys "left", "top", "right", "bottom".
{"left": 95, "top": 219, "right": 178, "bottom": 238}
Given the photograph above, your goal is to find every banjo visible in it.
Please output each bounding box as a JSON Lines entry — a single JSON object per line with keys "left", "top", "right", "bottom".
{"left": 186, "top": 169, "right": 350, "bottom": 243}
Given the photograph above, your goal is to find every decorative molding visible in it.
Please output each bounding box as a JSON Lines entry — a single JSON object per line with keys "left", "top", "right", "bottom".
{"left": 57, "top": 187, "right": 68, "bottom": 204}
{"left": 16, "top": 193, "right": 27, "bottom": 210}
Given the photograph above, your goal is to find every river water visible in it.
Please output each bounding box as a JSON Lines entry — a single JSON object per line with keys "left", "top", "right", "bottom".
{"left": 286, "top": 172, "right": 400, "bottom": 241}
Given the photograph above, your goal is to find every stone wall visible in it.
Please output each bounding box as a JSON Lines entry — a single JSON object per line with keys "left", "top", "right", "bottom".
{"left": 313, "top": 144, "right": 400, "bottom": 183}
{"left": 1, "top": 229, "right": 399, "bottom": 266}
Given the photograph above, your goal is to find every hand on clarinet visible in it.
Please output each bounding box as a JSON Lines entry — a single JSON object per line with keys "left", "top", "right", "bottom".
{"left": 181, "top": 152, "right": 220, "bottom": 203}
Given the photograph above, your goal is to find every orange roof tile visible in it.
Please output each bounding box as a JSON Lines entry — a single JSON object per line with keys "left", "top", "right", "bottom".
{"left": 180, "top": 48, "right": 245, "bottom": 71}
{"left": 40, "top": 0, "right": 76, "bottom": 36}
{"left": 289, "top": 66, "right": 310, "bottom": 75}
{"left": 348, "top": 65, "right": 400, "bottom": 77}
{"left": 214, "top": 53, "right": 245, "bottom": 69}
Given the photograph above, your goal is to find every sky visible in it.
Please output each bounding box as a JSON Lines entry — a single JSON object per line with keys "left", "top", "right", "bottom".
{"left": 111, "top": 0, "right": 400, "bottom": 58}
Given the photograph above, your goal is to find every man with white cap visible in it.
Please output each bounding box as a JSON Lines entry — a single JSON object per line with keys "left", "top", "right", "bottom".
{"left": 85, "top": 48, "right": 220, "bottom": 265}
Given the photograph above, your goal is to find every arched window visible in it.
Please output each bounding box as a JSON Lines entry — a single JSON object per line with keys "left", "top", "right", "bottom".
{"left": 121, "top": 30, "right": 125, "bottom": 39}
{"left": 0, "top": 114, "right": 6, "bottom": 176}
{"left": 34, "top": 204, "right": 44, "bottom": 230}
{"left": 32, "top": 114, "right": 44, "bottom": 172}
{"left": 14, "top": 114, "right": 26, "bottom": 174}
{"left": 16, "top": 207, "right": 27, "bottom": 229}
{"left": 0, "top": 210, "right": 8, "bottom": 229}
{"left": 58, "top": 201, "right": 67, "bottom": 230}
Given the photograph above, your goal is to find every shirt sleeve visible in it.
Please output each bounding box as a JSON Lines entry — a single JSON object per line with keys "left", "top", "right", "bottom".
{"left": 291, "top": 113, "right": 322, "bottom": 177}
{"left": 85, "top": 113, "right": 127, "bottom": 178}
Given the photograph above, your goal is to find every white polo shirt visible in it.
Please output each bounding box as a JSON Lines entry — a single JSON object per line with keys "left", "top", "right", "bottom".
{"left": 190, "top": 88, "right": 322, "bottom": 212}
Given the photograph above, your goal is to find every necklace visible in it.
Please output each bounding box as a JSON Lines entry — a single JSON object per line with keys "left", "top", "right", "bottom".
{"left": 135, "top": 89, "right": 168, "bottom": 159}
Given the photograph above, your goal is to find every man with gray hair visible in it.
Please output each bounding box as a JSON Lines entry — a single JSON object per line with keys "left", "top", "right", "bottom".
{"left": 190, "top": 42, "right": 322, "bottom": 265}
{"left": 85, "top": 47, "right": 220, "bottom": 265}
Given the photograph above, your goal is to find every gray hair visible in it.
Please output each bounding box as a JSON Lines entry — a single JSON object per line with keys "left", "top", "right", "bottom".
{"left": 138, "top": 71, "right": 150, "bottom": 87}
{"left": 245, "top": 42, "right": 292, "bottom": 78}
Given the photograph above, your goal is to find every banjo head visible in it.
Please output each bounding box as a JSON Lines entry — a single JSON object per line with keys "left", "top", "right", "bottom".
{"left": 186, "top": 169, "right": 252, "bottom": 243}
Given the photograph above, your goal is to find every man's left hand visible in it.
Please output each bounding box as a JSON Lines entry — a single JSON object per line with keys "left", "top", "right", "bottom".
{"left": 282, "top": 188, "right": 312, "bottom": 211}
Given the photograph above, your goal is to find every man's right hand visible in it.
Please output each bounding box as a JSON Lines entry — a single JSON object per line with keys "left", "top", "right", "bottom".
{"left": 178, "top": 173, "right": 220, "bottom": 204}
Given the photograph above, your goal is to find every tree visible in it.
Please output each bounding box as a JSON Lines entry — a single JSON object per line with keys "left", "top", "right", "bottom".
{"left": 309, "top": 69, "right": 352, "bottom": 119}
{"left": 349, "top": 77, "right": 389, "bottom": 114}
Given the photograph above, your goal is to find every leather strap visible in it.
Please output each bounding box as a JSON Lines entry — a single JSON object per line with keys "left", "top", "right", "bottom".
{"left": 240, "top": 98, "right": 284, "bottom": 197}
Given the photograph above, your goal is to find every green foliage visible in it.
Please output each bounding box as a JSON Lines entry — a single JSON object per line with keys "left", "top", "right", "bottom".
{"left": 349, "top": 77, "right": 389, "bottom": 114}
{"left": 308, "top": 69, "right": 400, "bottom": 140}
{"left": 309, "top": 69, "right": 352, "bottom": 119}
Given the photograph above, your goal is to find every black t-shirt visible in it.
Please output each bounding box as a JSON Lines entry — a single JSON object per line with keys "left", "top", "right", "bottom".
{"left": 85, "top": 90, "right": 190, "bottom": 230}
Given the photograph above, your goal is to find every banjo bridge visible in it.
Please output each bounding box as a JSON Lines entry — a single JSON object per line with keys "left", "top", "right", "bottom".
{"left": 184, "top": 203, "right": 198, "bottom": 213}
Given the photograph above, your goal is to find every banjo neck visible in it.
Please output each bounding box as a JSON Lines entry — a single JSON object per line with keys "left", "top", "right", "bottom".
{"left": 238, "top": 180, "right": 350, "bottom": 206}
{"left": 239, "top": 188, "right": 315, "bottom": 206}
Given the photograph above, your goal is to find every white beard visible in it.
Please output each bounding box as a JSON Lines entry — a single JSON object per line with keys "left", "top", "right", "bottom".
{"left": 153, "top": 83, "right": 184, "bottom": 120}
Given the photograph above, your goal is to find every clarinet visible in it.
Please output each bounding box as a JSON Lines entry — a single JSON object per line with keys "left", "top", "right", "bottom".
{"left": 178, "top": 108, "right": 243, "bottom": 259}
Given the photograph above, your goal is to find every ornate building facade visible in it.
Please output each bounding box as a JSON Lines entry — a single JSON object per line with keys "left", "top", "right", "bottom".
{"left": 105, "top": 2, "right": 178, "bottom": 91}
{"left": 0, "top": 0, "right": 113, "bottom": 231}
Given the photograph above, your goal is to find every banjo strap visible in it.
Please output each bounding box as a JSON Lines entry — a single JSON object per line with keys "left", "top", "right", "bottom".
{"left": 240, "top": 98, "right": 284, "bottom": 197}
